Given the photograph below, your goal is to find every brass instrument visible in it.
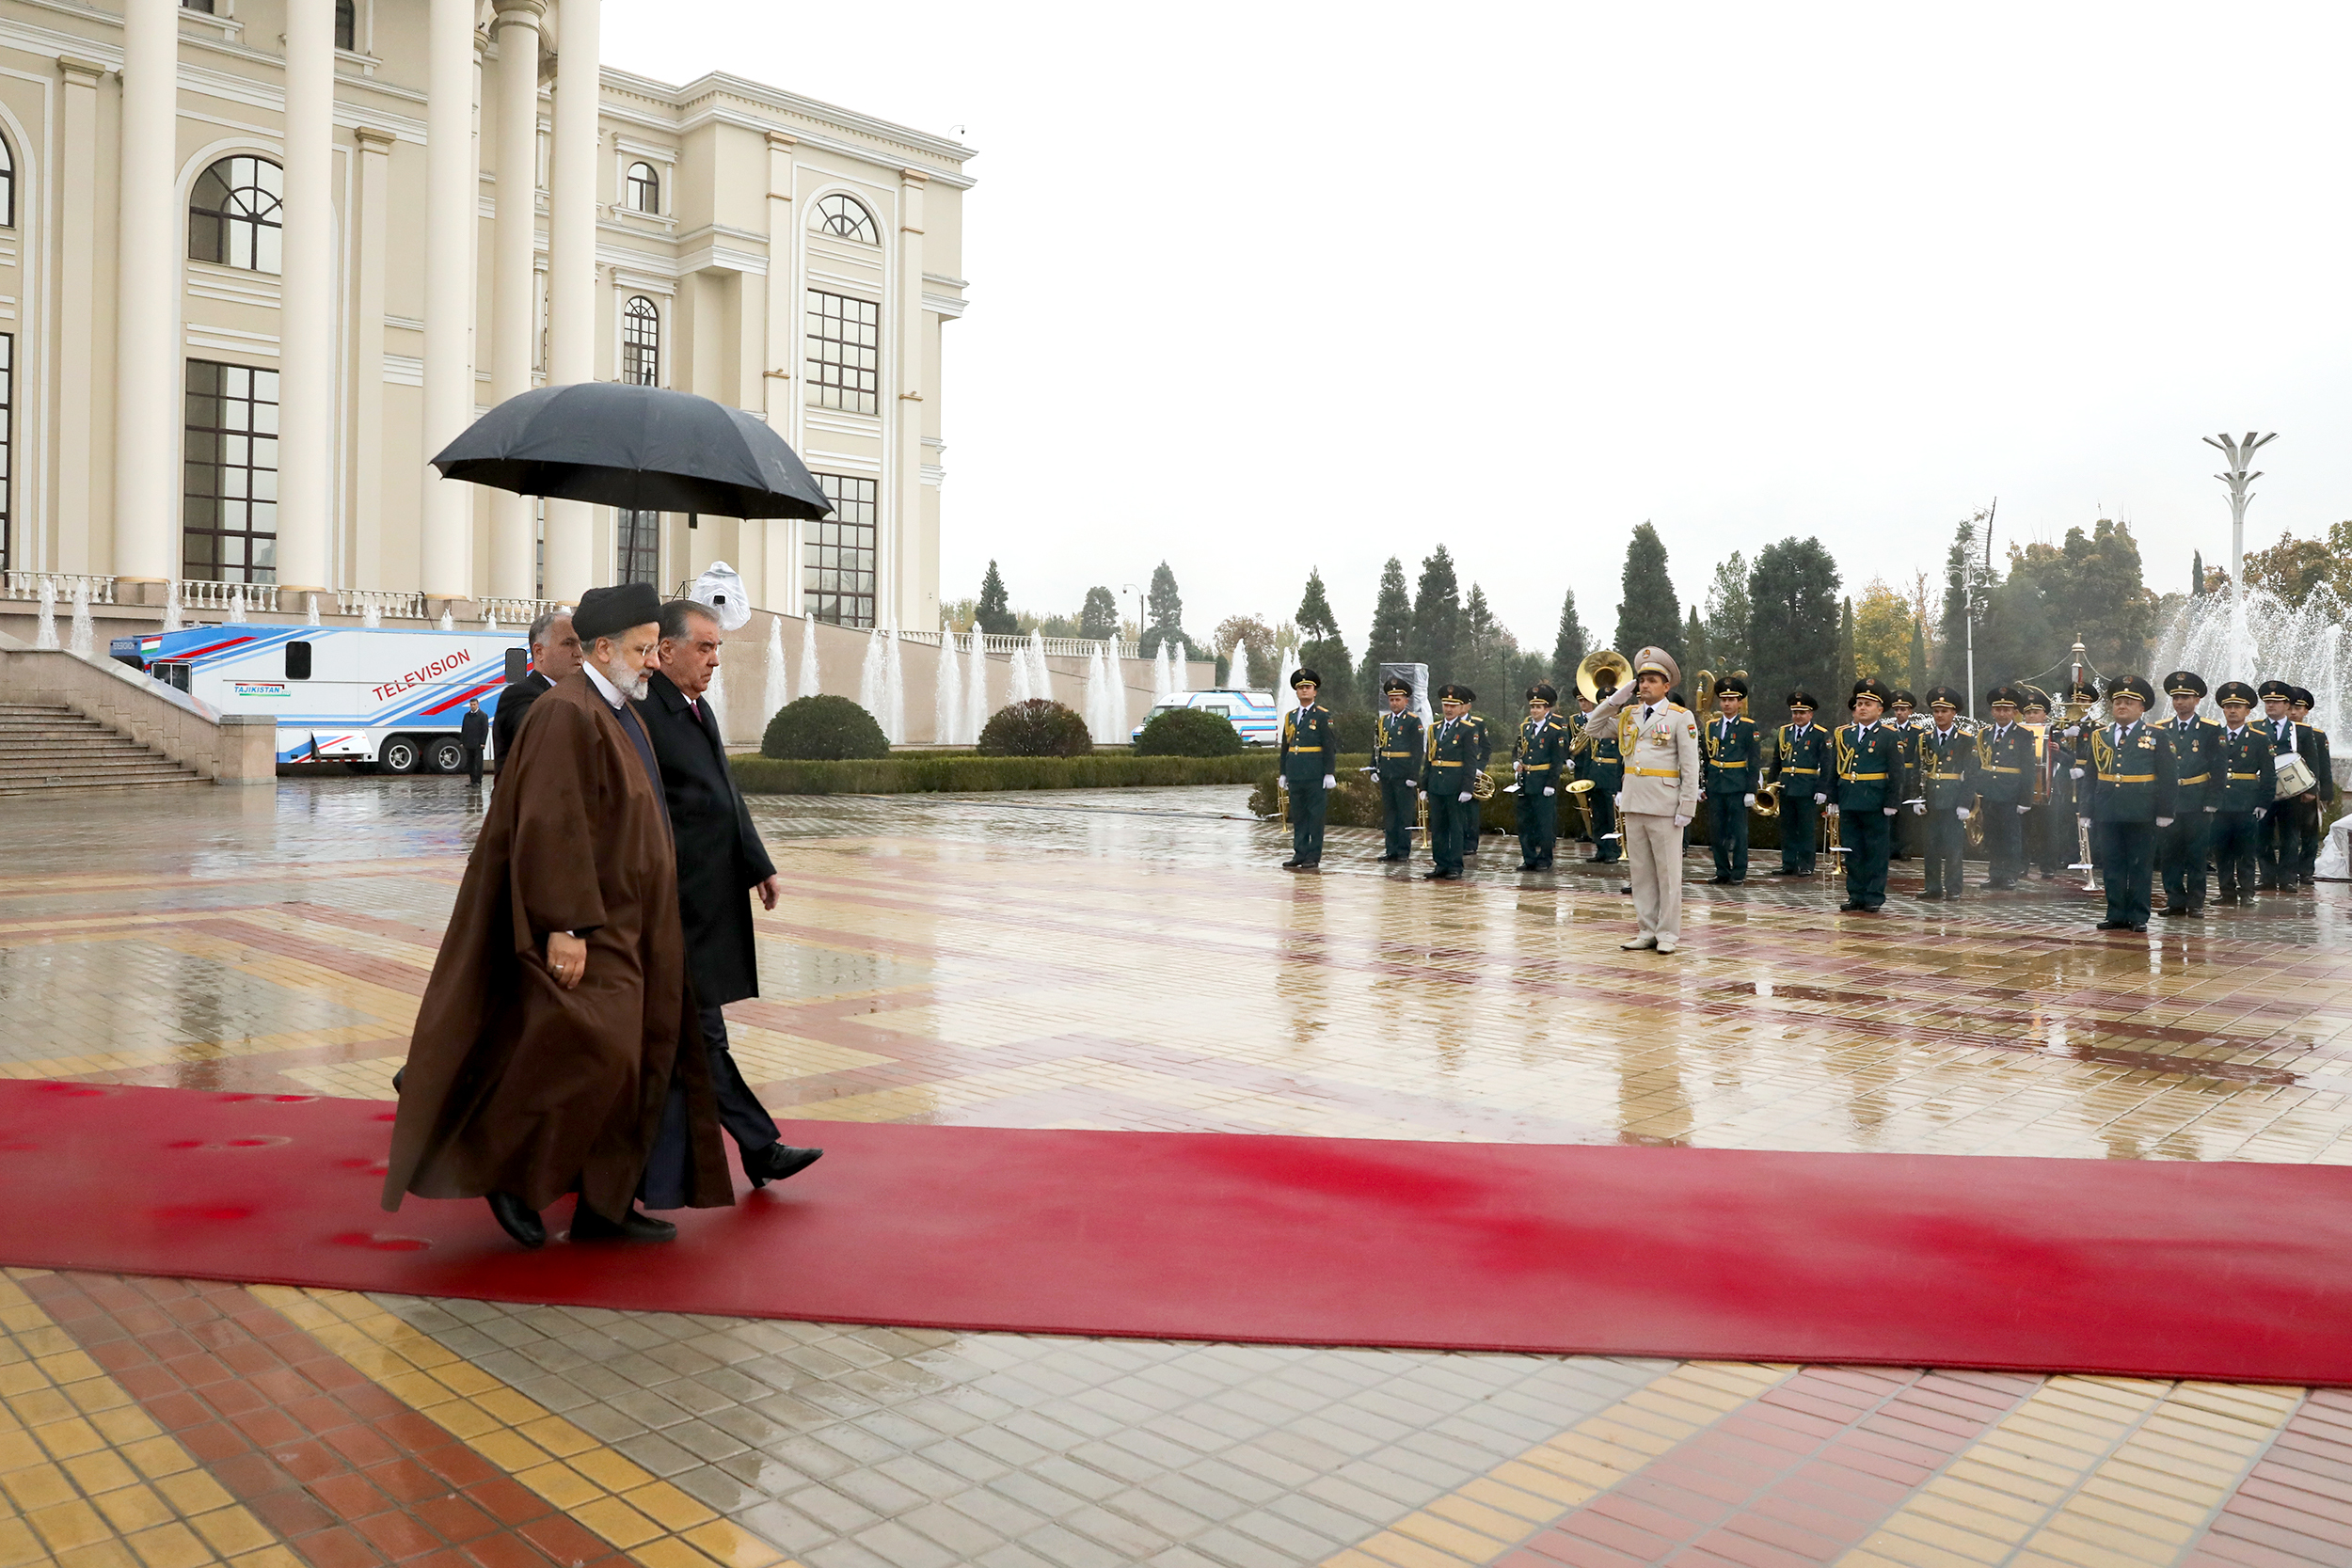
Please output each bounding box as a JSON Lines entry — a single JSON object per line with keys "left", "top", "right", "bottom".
{"left": 1752, "top": 781, "right": 1780, "bottom": 818}
{"left": 1693, "top": 669, "right": 1715, "bottom": 712}
{"left": 1821, "top": 800, "right": 1844, "bottom": 878}
{"left": 1576, "top": 649, "right": 1632, "bottom": 705}
{"left": 1473, "top": 769, "right": 1497, "bottom": 800}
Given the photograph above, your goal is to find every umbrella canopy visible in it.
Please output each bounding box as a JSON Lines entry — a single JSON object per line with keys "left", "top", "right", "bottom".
{"left": 431, "top": 382, "right": 834, "bottom": 520}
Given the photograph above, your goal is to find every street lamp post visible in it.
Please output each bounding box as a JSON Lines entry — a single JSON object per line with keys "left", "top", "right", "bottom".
{"left": 2203, "top": 431, "right": 2277, "bottom": 591}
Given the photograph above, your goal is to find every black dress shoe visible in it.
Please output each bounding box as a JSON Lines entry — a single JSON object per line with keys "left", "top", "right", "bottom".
{"left": 486, "top": 1193, "right": 545, "bottom": 1250}
{"left": 1280, "top": 859, "right": 1302, "bottom": 869}
{"left": 744, "top": 1143, "right": 824, "bottom": 1189}
{"left": 569, "top": 1205, "right": 677, "bottom": 1243}
{"left": 1918, "top": 890, "right": 1943, "bottom": 901}
{"left": 2160, "top": 907, "right": 2188, "bottom": 918}
{"left": 1377, "top": 853, "right": 1404, "bottom": 863}
{"left": 1422, "top": 869, "right": 1459, "bottom": 880}
{"left": 1838, "top": 901, "right": 1864, "bottom": 911}
{"left": 2129, "top": 924, "right": 2148, "bottom": 932}
{"left": 2095, "top": 920, "right": 2125, "bottom": 930}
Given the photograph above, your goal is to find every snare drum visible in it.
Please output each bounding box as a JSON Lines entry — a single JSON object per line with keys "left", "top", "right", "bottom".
{"left": 2275, "top": 753, "right": 2318, "bottom": 800}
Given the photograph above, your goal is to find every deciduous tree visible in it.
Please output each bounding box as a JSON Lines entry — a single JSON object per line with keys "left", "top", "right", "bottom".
{"left": 1852, "top": 578, "right": 1914, "bottom": 684}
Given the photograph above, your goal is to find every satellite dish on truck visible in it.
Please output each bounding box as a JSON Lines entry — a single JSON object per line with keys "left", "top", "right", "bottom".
{"left": 690, "top": 562, "right": 751, "bottom": 631}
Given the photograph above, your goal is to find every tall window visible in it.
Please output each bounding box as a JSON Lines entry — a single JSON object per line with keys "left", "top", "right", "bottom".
{"left": 0, "top": 135, "right": 15, "bottom": 229}
{"left": 189, "top": 157, "right": 283, "bottom": 273}
{"left": 624, "top": 161, "right": 660, "bottom": 214}
{"left": 336, "top": 0, "right": 356, "bottom": 49}
{"left": 617, "top": 512, "right": 659, "bottom": 586}
{"left": 180, "top": 0, "right": 214, "bottom": 11}
{"left": 620, "top": 295, "right": 660, "bottom": 386}
{"left": 0, "top": 336, "right": 12, "bottom": 573}
{"left": 803, "top": 474, "right": 877, "bottom": 628}
{"left": 183, "top": 361, "right": 279, "bottom": 584}
{"left": 812, "top": 195, "right": 879, "bottom": 244}
{"left": 805, "top": 292, "right": 879, "bottom": 414}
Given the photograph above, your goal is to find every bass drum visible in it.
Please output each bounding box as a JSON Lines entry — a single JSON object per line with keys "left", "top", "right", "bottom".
{"left": 2276, "top": 753, "right": 2318, "bottom": 800}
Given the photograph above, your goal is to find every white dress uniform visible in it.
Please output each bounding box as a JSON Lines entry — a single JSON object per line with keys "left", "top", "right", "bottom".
{"left": 1584, "top": 675, "right": 1703, "bottom": 950}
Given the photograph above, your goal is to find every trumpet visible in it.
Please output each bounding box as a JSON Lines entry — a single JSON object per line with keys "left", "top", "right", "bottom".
{"left": 1821, "top": 800, "right": 1845, "bottom": 878}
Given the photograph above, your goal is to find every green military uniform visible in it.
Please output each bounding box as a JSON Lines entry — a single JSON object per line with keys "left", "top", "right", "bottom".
{"left": 1514, "top": 699, "right": 1570, "bottom": 870}
{"left": 1913, "top": 692, "right": 1978, "bottom": 899}
{"left": 2293, "top": 690, "right": 2335, "bottom": 886}
{"left": 1576, "top": 702, "right": 1624, "bottom": 863}
{"left": 1700, "top": 698, "right": 1760, "bottom": 883}
{"left": 1422, "top": 691, "right": 1491, "bottom": 880}
{"left": 1278, "top": 684, "right": 1335, "bottom": 869}
{"left": 2154, "top": 672, "right": 2221, "bottom": 916}
{"left": 1769, "top": 702, "right": 1830, "bottom": 874}
{"left": 1833, "top": 685, "right": 1904, "bottom": 911}
{"left": 1974, "top": 689, "right": 2036, "bottom": 887}
{"left": 2078, "top": 676, "right": 2177, "bottom": 930}
{"left": 1373, "top": 697, "right": 1424, "bottom": 862}
{"left": 2209, "top": 684, "right": 2269, "bottom": 904}
{"left": 2256, "top": 681, "right": 2324, "bottom": 889}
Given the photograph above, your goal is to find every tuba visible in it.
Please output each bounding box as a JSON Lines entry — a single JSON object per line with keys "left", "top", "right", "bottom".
{"left": 1576, "top": 649, "right": 1633, "bottom": 705}
{"left": 1693, "top": 670, "right": 1715, "bottom": 712}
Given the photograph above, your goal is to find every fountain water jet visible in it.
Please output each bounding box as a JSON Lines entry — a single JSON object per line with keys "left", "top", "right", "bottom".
{"left": 69, "top": 582, "right": 93, "bottom": 658}
{"left": 934, "top": 626, "right": 961, "bottom": 746}
{"left": 964, "top": 630, "right": 989, "bottom": 740}
{"left": 763, "top": 617, "right": 789, "bottom": 730}
{"left": 32, "top": 580, "right": 56, "bottom": 650}
{"left": 797, "top": 614, "right": 821, "bottom": 701}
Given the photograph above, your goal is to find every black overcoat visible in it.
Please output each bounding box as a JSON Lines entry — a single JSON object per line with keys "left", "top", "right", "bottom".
{"left": 641, "top": 670, "right": 777, "bottom": 1006}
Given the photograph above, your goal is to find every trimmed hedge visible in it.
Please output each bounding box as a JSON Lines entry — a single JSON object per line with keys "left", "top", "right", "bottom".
{"left": 761, "top": 693, "right": 891, "bottom": 760}
{"left": 977, "top": 698, "right": 1093, "bottom": 756}
{"left": 732, "top": 752, "right": 1267, "bottom": 795}
{"left": 1134, "top": 706, "right": 1244, "bottom": 756}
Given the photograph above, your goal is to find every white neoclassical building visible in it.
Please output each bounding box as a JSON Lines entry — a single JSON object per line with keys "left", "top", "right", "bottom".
{"left": 0, "top": 0, "right": 969, "bottom": 631}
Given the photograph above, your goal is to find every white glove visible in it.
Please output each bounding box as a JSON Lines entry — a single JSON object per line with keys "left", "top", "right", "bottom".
{"left": 1911, "top": 801, "right": 1926, "bottom": 816}
{"left": 2204, "top": 805, "right": 2217, "bottom": 814}
{"left": 1457, "top": 791, "right": 1472, "bottom": 803}
{"left": 1543, "top": 786, "right": 1555, "bottom": 797}
{"left": 1697, "top": 787, "right": 1707, "bottom": 800}
{"left": 1277, "top": 776, "right": 1288, "bottom": 792}
{"left": 1406, "top": 779, "right": 1417, "bottom": 789}
{"left": 1956, "top": 806, "right": 1971, "bottom": 821}
{"left": 2070, "top": 767, "right": 2085, "bottom": 780}
{"left": 1322, "top": 774, "right": 1336, "bottom": 790}
{"left": 1824, "top": 802, "right": 1839, "bottom": 816}
{"left": 2156, "top": 816, "right": 2174, "bottom": 829}
{"left": 2078, "top": 816, "right": 2091, "bottom": 831}
{"left": 1673, "top": 814, "right": 1692, "bottom": 829}
{"left": 2017, "top": 805, "right": 2030, "bottom": 816}
{"left": 1418, "top": 790, "right": 1428, "bottom": 800}
{"left": 1743, "top": 794, "right": 1756, "bottom": 809}
{"left": 2255, "top": 806, "right": 2266, "bottom": 820}
{"left": 1883, "top": 807, "right": 1897, "bottom": 816}
{"left": 1813, "top": 792, "right": 1827, "bottom": 805}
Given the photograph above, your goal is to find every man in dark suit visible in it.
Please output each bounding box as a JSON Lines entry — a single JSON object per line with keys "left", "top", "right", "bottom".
{"left": 493, "top": 610, "right": 582, "bottom": 768}
{"left": 643, "top": 599, "right": 821, "bottom": 1191}
{"left": 459, "top": 700, "right": 489, "bottom": 784}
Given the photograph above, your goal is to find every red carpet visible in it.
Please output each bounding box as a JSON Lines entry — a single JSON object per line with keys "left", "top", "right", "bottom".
{"left": 3, "top": 1081, "right": 2347, "bottom": 1384}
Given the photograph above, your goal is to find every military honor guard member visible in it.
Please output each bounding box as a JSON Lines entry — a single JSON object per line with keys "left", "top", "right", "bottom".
{"left": 2210, "top": 681, "right": 2270, "bottom": 905}
{"left": 2155, "top": 671, "right": 2223, "bottom": 917}
{"left": 1887, "top": 689, "right": 1921, "bottom": 861}
{"left": 1276, "top": 668, "right": 1337, "bottom": 871}
{"left": 2257, "top": 680, "right": 2324, "bottom": 891}
{"left": 2072, "top": 674, "right": 2177, "bottom": 931}
{"left": 1974, "top": 686, "right": 2035, "bottom": 888}
{"left": 1374, "top": 677, "right": 1423, "bottom": 862}
{"left": 2289, "top": 688, "right": 2334, "bottom": 888}
{"left": 1577, "top": 685, "right": 1626, "bottom": 863}
{"left": 1513, "top": 683, "right": 1571, "bottom": 870}
{"left": 1700, "top": 675, "right": 1760, "bottom": 884}
{"left": 1422, "top": 684, "right": 1491, "bottom": 880}
{"left": 1828, "top": 679, "right": 1904, "bottom": 911}
{"left": 1912, "top": 687, "right": 1979, "bottom": 900}
{"left": 1580, "top": 648, "right": 1701, "bottom": 951}
{"left": 2020, "top": 687, "right": 2071, "bottom": 879}
{"left": 1769, "top": 692, "right": 1830, "bottom": 876}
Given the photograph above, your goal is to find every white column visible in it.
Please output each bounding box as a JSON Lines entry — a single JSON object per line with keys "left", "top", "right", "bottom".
{"left": 760, "top": 131, "right": 799, "bottom": 615}
{"left": 112, "top": 1, "right": 181, "bottom": 595}
{"left": 276, "top": 0, "right": 336, "bottom": 606}
{"left": 543, "top": 0, "right": 600, "bottom": 603}
{"left": 421, "top": 0, "right": 476, "bottom": 601}
{"left": 55, "top": 57, "right": 103, "bottom": 576}
{"left": 892, "top": 168, "right": 927, "bottom": 629}
{"left": 349, "top": 127, "right": 394, "bottom": 589}
{"left": 488, "top": 0, "right": 544, "bottom": 599}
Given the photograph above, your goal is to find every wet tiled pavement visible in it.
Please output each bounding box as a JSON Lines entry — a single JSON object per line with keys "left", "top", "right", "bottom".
{"left": 3, "top": 779, "right": 2349, "bottom": 1567}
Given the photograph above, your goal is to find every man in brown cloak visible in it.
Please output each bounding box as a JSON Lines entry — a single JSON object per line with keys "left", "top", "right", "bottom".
{"left": 383, "top": 581, "right": 732, "bottom": 1247}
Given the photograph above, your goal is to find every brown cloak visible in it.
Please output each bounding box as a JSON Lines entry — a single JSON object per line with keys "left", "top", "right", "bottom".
{"left": 381, "top": 674, "right": 732, "bottom": 1220}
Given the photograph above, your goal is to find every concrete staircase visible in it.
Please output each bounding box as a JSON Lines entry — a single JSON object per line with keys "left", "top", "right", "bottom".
{"left": 0, "top": 703, "right": 210, "bottom": 796}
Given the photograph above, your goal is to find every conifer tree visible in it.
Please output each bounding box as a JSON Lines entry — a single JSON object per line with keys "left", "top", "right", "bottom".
{"left": 1836, "top": 597, "right": 1858, "bottom": 705}
{"left": 1908, "top": 616, "right": 1928, "bottom": 693}
{"left": 976, "top": 561, "right": 1015, "bottom": 636}
{"left": 1295, "top": 568, "right": 1355, "bottom": 709}
{"left": 1078, "top": 586, "right": 1120, "bottom": 641}
{"left": 1359, "top": 557, "right": 1413, "bottom": 695}
{"left": 1549, "top": 589, "right": 1589, "bottom": 689}
{"left": 1746, "top": 537, "right": 1842, "bottom": 713}
{"left": 1411, "top": 546, "right": 1463, "bottom": 684}
{"left": 1612, "top": 522, "right": 1682, "bottom": 663}
{"left": 1141, "top": 562, "right": 1191, "bottom": 656}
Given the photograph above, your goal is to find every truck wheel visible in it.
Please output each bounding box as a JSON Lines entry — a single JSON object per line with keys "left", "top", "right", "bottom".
{"left": 379, "top": 736, "right": 422, "bottom": 774}
{"left": 426, "top": 737, "right": 468, "bottom": 774}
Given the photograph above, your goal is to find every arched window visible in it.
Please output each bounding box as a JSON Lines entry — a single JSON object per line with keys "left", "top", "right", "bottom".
{"left": 189, "top": 156, "right": 283, "bottom": 273}
{"left": 0, "top": 135, "right": 15, "bottom": 230}
{"left": 624, "top": 161, "right": 660, "bottom": 214}
{"left": 621, "top": 295, "right": 659, "bottom": 386}
{"left": 335, "top": 0, "right": 356, "bottom": 50}
{"left": 812, "top": 194, "right": 879, "bottom": 244}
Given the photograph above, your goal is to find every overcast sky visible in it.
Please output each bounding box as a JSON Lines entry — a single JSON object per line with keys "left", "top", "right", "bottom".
{"left": 608, "top": 1, "right": 2352, "bottom": 652}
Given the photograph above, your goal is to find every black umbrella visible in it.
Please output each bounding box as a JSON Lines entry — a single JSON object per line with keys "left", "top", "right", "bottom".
{"left": 430, "top": 382, "right": 834, "bottom": 520}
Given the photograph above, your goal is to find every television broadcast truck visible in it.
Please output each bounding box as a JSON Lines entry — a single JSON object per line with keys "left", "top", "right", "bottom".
{"left": 109, "top": 623, "right": 529, "bottom": 772}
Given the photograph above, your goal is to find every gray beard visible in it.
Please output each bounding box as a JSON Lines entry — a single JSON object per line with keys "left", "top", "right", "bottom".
{"left": 596, "top": 654, "right": 651, "bottom": 702}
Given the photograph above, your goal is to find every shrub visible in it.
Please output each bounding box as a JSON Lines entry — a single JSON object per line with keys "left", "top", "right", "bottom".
{"left": 1134, "top": 706, "right": 1244, "bottom": 757}
{"left": 733, "top": 752, "right": 1268, "bottom": 795}
{"left": 977, "top": 699, "right": 1093, "bottom": 757}
{"left": 1332, "top": 709, "right": 1377, "bottom": 753}
{"left": 760, "top": 694, "right": 890, "bottom": 760}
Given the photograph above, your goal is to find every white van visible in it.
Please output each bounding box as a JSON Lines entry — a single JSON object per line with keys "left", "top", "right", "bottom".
{"left": 1130, "top": 688, "right": 1279, "bottom": 746}
{"left": 111, "top": 624, "right": 528, "bottom": 772}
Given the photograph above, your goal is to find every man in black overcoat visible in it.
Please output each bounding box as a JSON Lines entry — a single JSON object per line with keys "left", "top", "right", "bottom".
{"left": 459, "top": 700, "right": 489, "bottom": 784}
{"left": 640, "top": 598, "right": 822, "bottom": 1194}
{"left": 493, "top": 610, "right": 582, "bottom": 768}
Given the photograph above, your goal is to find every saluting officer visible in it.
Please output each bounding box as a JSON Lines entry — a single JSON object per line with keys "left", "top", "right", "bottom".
{"left": 2210, "top": 681, "right": 2270, "bottom": 905}
{"left": 1831, "top": 678, "right": 1904, "bottom": 911}
{"left": 1514, "top": 682, "right": 1570, "bottom": 871}
{"left": 1700, "top": 675, "right": 1760, "bottom": 884}
{"left": 1276, "top": 667, "right": 1336, "bottom": 872}
{"left": 1913, "top": 687, "right": 1978, "bottom": 901}
{"left": 1374, "top": 676, "right": 1423, "bottom": 863}
{"left": 1887, "top": 689, "right": 1921, "bottom": 862}
{"left": 2257, "top": 680, "right": 2324, "bottom": 891}
{"left": 2074, "top": 674, "right": 2176, "bottom": 932}
{"left": 2155, "top": 671, "right": 2222, "bottom": 918}
{"left": 1422, "top": 684, "right": 1490, "bottom": 881}
{"left": 1577, "top": 684, "right": 1626, "bottom": 863}
{"left": 2289, "top": 688, "right": 2334, "bottom": 889}
{"left": 1769, "top": 692, "right": 1830, "bottom": 875}
{"left": 1580, "top": 648, "right": 1700, "bottom": 952}
{"left": 1975, "top": 686, "right": 2035, "bottom": 888}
